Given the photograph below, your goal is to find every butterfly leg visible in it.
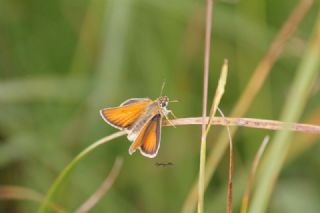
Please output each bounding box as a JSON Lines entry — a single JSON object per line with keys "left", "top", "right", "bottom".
{"left": 168, "top": 110, "right": 177, "bottom": 119}
{"left": 162, "top": 112, "right": 176, "bottom": 128}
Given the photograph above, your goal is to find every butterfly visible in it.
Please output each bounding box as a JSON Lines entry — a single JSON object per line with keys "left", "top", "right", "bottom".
{"left": 100, "top": 96, "right": 175, "bottom": 158}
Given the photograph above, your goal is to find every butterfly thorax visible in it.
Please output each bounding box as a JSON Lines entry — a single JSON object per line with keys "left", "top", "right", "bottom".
{"left": 127, "top": 96, "right": 169, "bottom": 141}
{"left": 127, "top": 101, "right": 158, "bottom": 140}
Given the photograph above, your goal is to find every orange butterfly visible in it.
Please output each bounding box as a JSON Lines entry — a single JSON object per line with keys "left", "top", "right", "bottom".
{"left": 100, "top": 96, "right": 175, "bottom": 158}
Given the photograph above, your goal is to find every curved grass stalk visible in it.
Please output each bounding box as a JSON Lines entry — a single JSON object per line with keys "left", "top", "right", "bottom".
{"left": 37, "top": 115, "right": 320, "bottom": 212}
{"left": 249, "top": 8, "right": 320, "bottom": 212}
{"left": 217, "top": 108, "right": 233, "bottom": 213}
{"left": 181, "top": 1, "right": 313, "bottom": 211}
{"left": 75, "top": 157, "right": 123, "bottom": 213}
{"left": 240, "top": 136, "right": 269, "bottom": 213}
{"left": 198, "top": 0, "right": 214, "bottom": 211}
{"left": 0, "top": 185, "right": 64, "bottom": 213}
{"left": 38, "top": 131, "right": 126, "bottom": 213}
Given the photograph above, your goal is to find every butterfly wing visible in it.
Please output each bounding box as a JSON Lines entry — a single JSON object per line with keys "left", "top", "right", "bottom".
{"left": 100, "top": 98, "right": 152, "bottom": 130}
{"left": 120, "top": 98, "right": 151, "bottom": 106}
{"left": 129, "top": 114, "right": 161, "bottom": 158}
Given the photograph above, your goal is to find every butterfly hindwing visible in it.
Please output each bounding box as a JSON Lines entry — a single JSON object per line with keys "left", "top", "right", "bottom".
{"left": 100, "top": 98, "right": 152, "bottom": 129}
{"left": 129, "top": 114, "right": 161, "bottom": 158}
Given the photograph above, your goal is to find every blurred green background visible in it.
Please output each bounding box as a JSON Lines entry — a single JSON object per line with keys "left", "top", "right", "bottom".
{"left": 1, "top": 0, "right": 320, "bottom": 212}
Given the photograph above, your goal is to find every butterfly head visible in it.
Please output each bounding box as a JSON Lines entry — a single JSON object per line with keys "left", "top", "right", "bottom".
{"left": 157, "top": 96, "right": 169, "bottom": 108}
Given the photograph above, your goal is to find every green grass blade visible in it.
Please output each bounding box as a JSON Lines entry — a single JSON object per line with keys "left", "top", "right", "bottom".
{"left": 37, "top": 131, "right": 126, "bottom": 213}
{"left": 249, "top": 10, "right": 320, "bottom": 213}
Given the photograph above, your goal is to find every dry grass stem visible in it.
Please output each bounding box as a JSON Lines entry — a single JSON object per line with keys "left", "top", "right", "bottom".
{"left": 76, "top": 157, "right": 124, "bottom": 213}
{"left": 287, "top": 109, "right": 320, "bottom": 161}
{"left": 0, "top": 185, "right": 64, "bottom": 213}
{"left": 198, "top": 0, "right": 214, "bottom": 212}
{"left": 181, "top": 1, "right": 312, "bottom": 210}
{"left": 164, "top": 117, "right": 320, "bottom": 134}
{"left": 36, "top": 113, "right": 320, "bottom": 212}
{"left": 202, "top": 59, "right": 229, "bottom": 212}
{"left": 217, "top": 108, "right": 233, "bottom": 213}
{"left": 249, "top": 6, "right": 320, "bottom": 212}
{"left": 240, "top": 136, "right": 270, "bottom": 213}
{"left": 206, "top": 60, "right": 228, "bottom": 135}
{"left": 233, "top": 0, "right": 313, "bottom": 116}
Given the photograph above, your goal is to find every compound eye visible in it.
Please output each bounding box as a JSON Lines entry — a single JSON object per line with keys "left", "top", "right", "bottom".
{"left": 161, "top": 102, "right": 167, "bottom": 107}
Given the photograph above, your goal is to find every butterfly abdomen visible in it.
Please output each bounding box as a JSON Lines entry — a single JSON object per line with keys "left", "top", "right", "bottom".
{"left": 127, "top": 103, "right": 160, "bottom": 141}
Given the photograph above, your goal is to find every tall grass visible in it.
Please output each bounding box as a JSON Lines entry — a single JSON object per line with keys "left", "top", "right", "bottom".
{"left": 1, "top": 0, "right": 320, "bottom": 212}
{"left": 249, "top": 8, "right": 320, "bottom": 212}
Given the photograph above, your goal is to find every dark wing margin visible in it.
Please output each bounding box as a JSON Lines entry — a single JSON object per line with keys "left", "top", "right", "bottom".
{"left": 129, "top": 114, "right": 161, "bottom": 158}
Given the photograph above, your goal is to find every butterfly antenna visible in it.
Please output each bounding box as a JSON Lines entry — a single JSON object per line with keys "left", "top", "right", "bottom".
{"left": 160, "top": 80, "right": 166, "bottom": 96}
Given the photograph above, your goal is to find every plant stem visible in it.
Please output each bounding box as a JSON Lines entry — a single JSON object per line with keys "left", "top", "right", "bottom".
{"left": 75, "top": 157, "right": 123, "bottom": 213}
{"left": 249, "top": 8, "right": 320, "bottom": 212}
{"left": 181, "top": 1, "right": 313, "bottom": 211}
{"left": 198, "top": 0, "right": 213, "bottom": 212}
{"left": 38, "top": 131, "right": 126, "bottom": 213}
{"left": 38, "top": 115, "right": 320, "bottom": 212}
{"left": 241, "top": 136, "right": 269, "bottom": 213}
{"left": 163, "top": 117, "right": 320, "bottom": 134}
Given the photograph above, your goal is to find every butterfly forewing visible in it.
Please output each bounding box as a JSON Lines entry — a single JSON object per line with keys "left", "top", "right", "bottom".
{"left": 129, "top": 114, "right": 161, "bottom": 158}
{"left": 100, "top": 98, "right": 152, "bottom": 129}
{"left": 120, "top": 98, "right": 151, "bottom": 106}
